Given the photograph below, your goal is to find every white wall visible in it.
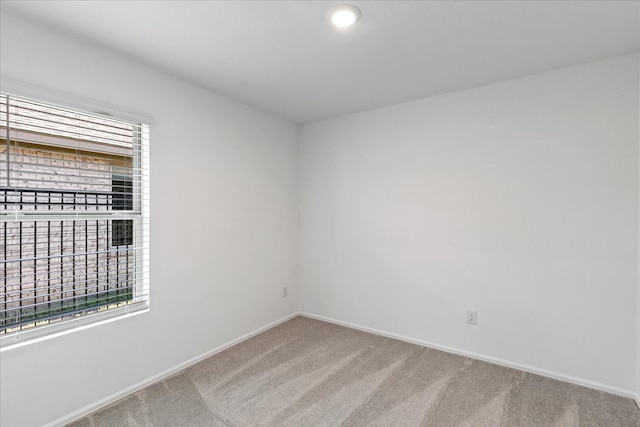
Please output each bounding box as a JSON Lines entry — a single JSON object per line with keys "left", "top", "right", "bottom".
{"left": 300, "top": 54, "right": 639, "bottom": 393}
{"left": 0, "top": 13, "right": 299, "bottom": 427}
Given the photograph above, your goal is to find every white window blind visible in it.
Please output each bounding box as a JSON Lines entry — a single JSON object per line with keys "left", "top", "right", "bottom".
{"left": 0, "top": 93, "right": 150, "bottom": 348}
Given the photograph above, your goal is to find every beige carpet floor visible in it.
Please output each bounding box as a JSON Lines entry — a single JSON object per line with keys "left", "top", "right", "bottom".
{"left": 69, "top": 316, "right": 640, "bottom": 427}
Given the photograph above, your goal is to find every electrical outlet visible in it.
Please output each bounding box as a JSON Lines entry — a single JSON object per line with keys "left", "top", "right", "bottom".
{"left": 467, "top": 310, "right": 477, "bottom": 325}
{"left": 282, "top": 286, "right": 288, "bottom": 298}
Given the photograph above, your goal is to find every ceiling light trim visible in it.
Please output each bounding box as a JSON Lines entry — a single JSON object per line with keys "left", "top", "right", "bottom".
{"left": 330, "top": 4, "right": 362, "bottom": 28}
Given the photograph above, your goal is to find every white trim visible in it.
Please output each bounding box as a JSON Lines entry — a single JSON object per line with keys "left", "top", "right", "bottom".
{"left": 299, "top": 312, "right": 638, "bottom": 401}
{"left": 1, "top": 306, "right": 149, "bottom": 351}
{"left": 46, "top": 312, "right": 299, "bottom": 427}
{"left": 40, "top": 310, "right": 640, "bottom": 426}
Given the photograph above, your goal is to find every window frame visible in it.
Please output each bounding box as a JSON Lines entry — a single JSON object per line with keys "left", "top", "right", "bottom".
{"left": 0, "top": 90, "right": 150, "bottom": 350}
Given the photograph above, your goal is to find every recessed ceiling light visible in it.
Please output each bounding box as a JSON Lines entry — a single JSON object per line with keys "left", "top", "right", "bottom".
{"left": 330, "top": 5, "right": 361, "bottom": 28}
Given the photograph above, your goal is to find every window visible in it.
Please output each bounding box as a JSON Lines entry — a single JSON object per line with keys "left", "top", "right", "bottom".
{"left": 0, "top": 93, "right": 150, "bottom": 348}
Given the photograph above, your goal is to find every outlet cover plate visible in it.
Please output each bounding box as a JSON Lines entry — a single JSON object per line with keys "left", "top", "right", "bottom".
{"left": 467, "top": 310, "right": 477, "bottom": 325}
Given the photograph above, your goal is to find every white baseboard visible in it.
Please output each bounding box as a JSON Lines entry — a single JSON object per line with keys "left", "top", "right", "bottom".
{"left": 299, "top": 312, "right": 637, "bottom": 401}
{"left": 45, "top": 310, "right": 639, "bottom": 426}
{"left": 46, "top": 312, "right": 299, "bottom": 427}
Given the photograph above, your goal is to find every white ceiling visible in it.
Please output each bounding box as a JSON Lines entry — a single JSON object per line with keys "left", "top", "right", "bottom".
{"left": 2, "top": 1, "right": 639, "bottom": 124}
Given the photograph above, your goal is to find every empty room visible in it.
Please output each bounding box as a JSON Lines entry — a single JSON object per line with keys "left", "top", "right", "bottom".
{"left": 0, "top": 1, "right": 639, "bottom": 426}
